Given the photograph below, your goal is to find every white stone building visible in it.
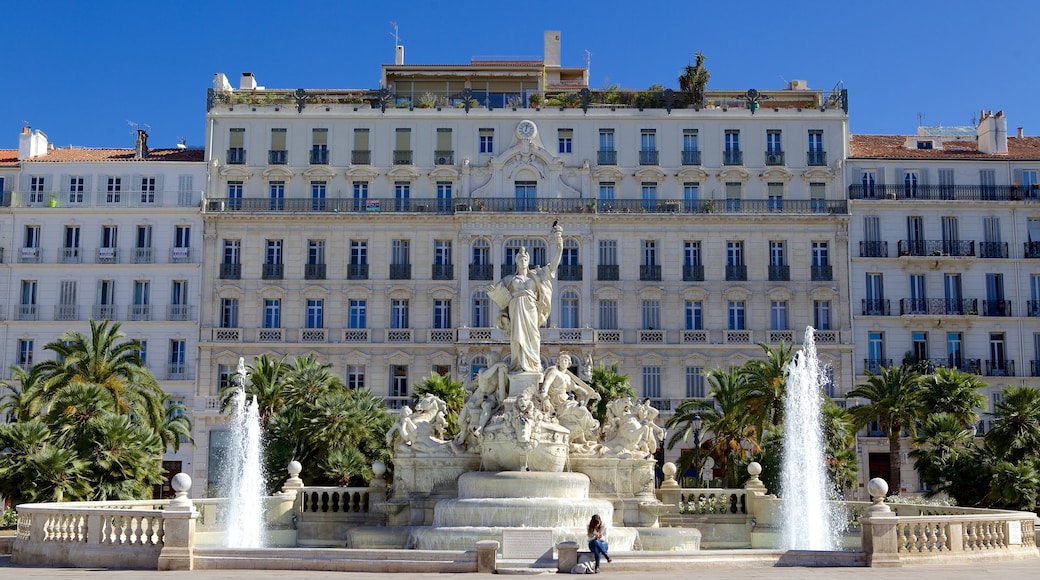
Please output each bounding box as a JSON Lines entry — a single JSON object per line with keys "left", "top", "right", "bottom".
{"left": 847, "top": 112, "right": 1040, "bottom": 494}
{"left": 1, "top": 127, "right": 206, "bottom": 496}
{"left": 192, "top": 32, "right": 854, "bottom": 493}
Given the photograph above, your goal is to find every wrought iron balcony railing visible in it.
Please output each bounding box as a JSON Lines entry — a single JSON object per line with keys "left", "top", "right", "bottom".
{"left": 683, "top": 264, "right": 704, "bottom": 282}
{"left": 389, "top": 264, "right": 411, "bottom": 280}
{"left": 1025, "top": 241, "right": 1040, "bottom": 258}
{"left": 597, "top": 264, "right": 619, "bottom": 281}
{"left": 262, "top": 263, "right": 284, "bottom": 280}
{"left": 768, "top": 265, "right": 790, "bottom": 281}
{"left": 268, "top": 150, "right": 287, "bottom": 165}
{"left": 557, "top": 264, "right": 582, "bottom": 281}
{"left": 597, "top": 150, "right": 617, "bottom": 165}
{"left": 347, "top": 264, "right": 368, "bottom": 280}
{"left": 640, "top": 264, "right": 662, "bottom": 281}
{"left": 723, "top": 150, "right": 743, "bottom": 165}
{"left": 811, "top": 265, "right": 833, "bottom": 281}
{"left": 310, "top": 148, "right": 329, "bottom": 165}
{"left": 639, "top": 150, "right": 658, "bottom": 165}
{"left": 726, "top": 265, "right": 747, "bottom": 281}
{"left": 304, "top": 263, "right": 326, "bottom": 280}
{"left": 859, "top": 241, "right": 888, "bottom": 258}
{"left": 220, "top": 263, "right": 241, "bottom": 279}
{"left": 863, "top": 358, "right": 893, "bottom": 374}
{"left": 765, "top": 150, "right": 785, "bottom": 165}
{"left": 979, "top": 242, "right": 1008, "bottom": 258}
{"left": 899, "top": 298, "right": 978, "bottom": 316}
{"left": 862, "top": 299, "right": 891, "bottom": 316}
{"left": 1027, "top": 301, "right": 1040, "bottom": 317}
{"left": 849, "top": 184, "right": 1032, "bottom": 201}
{"left": 985, "top": 360, "right": 1015, "bottom": 377}
{"left": 897, "top": 239, "right": 975, "bottom": 257}
{"left": 351, "top": 150, "right": 371, "bottom": 165}
{"left": 431, "top": 263, "right": 454, "bottom": 280}
{"left": 393, "top": 150, "right": 413, "bottom": 165}
{"left": 469, "top": 263, "right": 494, "bottom": 281}
{"left": 981, "top": 300, "right": 1012, "bottom": 316}
{"left": 227, "top": 148, "right": 245, "bottom": 165}
{"left": 681, "top": 150, "right": 701, "bottom": 165}
{"left": 807, "top": 150, "right": 827, "bottom": 166}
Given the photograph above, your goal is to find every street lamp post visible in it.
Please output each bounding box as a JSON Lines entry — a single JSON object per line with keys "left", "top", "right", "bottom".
{"left": 691, "top": 413, "right": 702, "bottom": 488}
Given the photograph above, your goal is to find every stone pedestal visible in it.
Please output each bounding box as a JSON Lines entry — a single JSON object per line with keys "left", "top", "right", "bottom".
{"left": 476, "top": 540, "right": 499, "bottom": 573}
{"left": 158, "top": 474, "right": 198, "bottom": 571}
{"left": 556, "top": 541, "right": 579, "bottom": 572}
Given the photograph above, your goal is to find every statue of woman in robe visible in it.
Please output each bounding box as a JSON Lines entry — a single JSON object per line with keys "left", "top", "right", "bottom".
{"left": 488, "top": 224, "right": 563, "bottom": 373}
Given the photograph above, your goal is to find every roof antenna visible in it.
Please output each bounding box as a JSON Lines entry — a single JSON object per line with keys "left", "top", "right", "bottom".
{"left": 917, "top": 112, "right": 925, "bottom": 127}
{"left": 390, "top": 21, "right": 401, "bottom": 47}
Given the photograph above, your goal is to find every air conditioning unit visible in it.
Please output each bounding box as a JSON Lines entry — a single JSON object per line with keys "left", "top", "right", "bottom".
{"left": 766, "top": 153, "right": 783, "bottom": 164}
{"left": 436, "top": 155, "right": 451, "bottom": 165}
{"left": 205, "top": 200, "right": 225, "bottom": 211}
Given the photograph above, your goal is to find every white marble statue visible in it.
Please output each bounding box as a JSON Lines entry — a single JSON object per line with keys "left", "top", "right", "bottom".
{"left": 390, "top": 394, "right": 455, "bottom": 456}
{"left": 540, "top": 353, "right": 599, "bottom": 409}
{"left": 488, "top": 224, "right": 563, "bottom": 373}
{"left": 456, "top": 353, "right": 510, "bottom": 450}
{"left": 601, "top": 396, "right": 661, "bottom": 459}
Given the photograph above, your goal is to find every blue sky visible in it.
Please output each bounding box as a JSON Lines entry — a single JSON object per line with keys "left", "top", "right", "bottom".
{"left": 4, "top": 1, "right": 1038, "bottom": 149}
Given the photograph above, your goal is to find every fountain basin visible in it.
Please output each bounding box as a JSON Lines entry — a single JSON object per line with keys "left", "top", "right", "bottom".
{"left": 457, "top": 471, "right": 592, "bottom": 499}
{"left": 409, "top": 525, "right": 639, "bottom": 552}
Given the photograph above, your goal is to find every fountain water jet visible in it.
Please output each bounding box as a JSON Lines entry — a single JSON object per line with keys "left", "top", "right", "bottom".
{"left": 780, "top": 327, "right": 843, "bottom": 550}
{"left": 222, "top": 358, "right": 266, "bottom": 548}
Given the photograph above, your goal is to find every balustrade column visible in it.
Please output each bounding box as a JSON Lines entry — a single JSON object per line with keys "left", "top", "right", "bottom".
{"left": 860, "top": 478, "right": 901, "bottom": 568}
{"left": 158, "top": 474, "right": 199, "bottom": 571}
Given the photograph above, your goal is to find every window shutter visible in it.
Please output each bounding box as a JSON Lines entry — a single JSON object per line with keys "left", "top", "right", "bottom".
{"left": 60, "top": 174, "right": 70, "bottom": 193}
{"left": 82, "top": 175, "right": 93, "bottom": 203}
{"left": 354, "top": 128, "right": 369, "bottom": 150}
{"left": 918, "top": 167, "right": 928, "bottom": 186}
{"left": 436, "top": 128, "right": 452, "bottom": 151}
{"left": 154, "top": 174, "right": 165, "bottom": 195}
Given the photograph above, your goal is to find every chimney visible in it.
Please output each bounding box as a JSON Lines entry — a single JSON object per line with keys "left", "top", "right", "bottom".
{"left": 240, "top": 72, "right": 257, "bottom": 90}
{"left": 1018, "top": 127, "right": 1024, "bottom": 138}
{"left": 395, "top": 44, "right": 405, "bottom": 65}
{"left": 977, "top": 109, "right": 1008, "bottom": 155}
{"left": 213, "top": 73, "right": 233, "bottom": 93}
{"left": 544, "top": 31, "right": 561, "bottom": 68}
{"left": 18, "top": 127, "right": 49, "bottom": 160}
{"left": 135, "top": 129, "right": 149, "bottom": 159}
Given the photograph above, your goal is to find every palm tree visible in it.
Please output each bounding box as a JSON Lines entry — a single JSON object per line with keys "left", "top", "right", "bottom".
{"left": 919, "top": 368, "right": 987, "bottom": 428}
{"left": 678, "top": 52, "right": 710, "bottom": 107}
{"left": 909, "top": 413, "right": 978, "bottom": 498}
{"left": 668, "top": 367, "right": 757, "bottom": 487}
{"left": 588, "top": 364, "right": 634, "bottom": 425}
{"left": 741, "top": 341, "right": 795, "bottom": 435}
{"left": 0, "top": 364, "right": 50, "bottom": 422}
{"left": 158, "top": 395, "right": 194, "bottom": 454}
{"left": 847, "top": 365, "right": 925, "bottom": 494}
{"left": 988, "top": 459, "right": 1040, "bottom": 511}
{"left": 985, "top": 386, "right": 1040, "bottom": 463}
{"left": 283, "top": 355, "right": 341, "bottom": 404}
{"left": 40, "top": 319, "right": 164, "bottom": 433}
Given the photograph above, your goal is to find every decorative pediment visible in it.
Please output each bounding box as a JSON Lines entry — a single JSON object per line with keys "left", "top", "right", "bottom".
{"left": 637, "top": 287, "right": 665, "bottom": 299}
{"left": 388, "top": 165, "right": 421, "bottom": 180}
{"left": 428, "top": 166, "right": 460, "bottom": 181}
{"left": 676, "top": 167, "right": 709, "bottom": 181}
{"left": 345, "top": 165, "right": 381, "bottom": 179}
{"left": 759, "top": 167, "right": 793, "bottom": 183}
{"left": 345, "top": 287, "right": 372, "bottom": 300}
{"left": 633, "top": 167, "right": 666, "bottom": 182}
{"left": 592, "top": 166, "right": 626, "bottom": 181}
{"left": 428, "top": 285, "right": 458, "bottom": 299}
{"left": 766, "top": 287, "right": 793, "bottom": 300}
{"left": 387, "top": 286, "right": 413, "bottom": 298}
{"left": 592, "top": 286, "right": 622, "bottom": 299}
{"left": 301, "top": 165, "right": 336, "bottom": 179}
{"left": 217, "top": 285, "right": 244, "bottom": 299}
{"left": 302, "top": 285, "right": 330, "bottom": 299}
{"left": 259, "top": 285, "right": 287, "bottom": 299}
{"left": 717, "top": 167, "right": 751, "bottom": 182}
{"left": 262, "top": 166, "right": 295, "bottom": 180}
{"left": 219, "top": 166, "right": 253, "bottom": 181}
{"left": 722, "top": 286, "right": 751, "bottom": 300}
{"left": 809, "top": 286, "right": 838, "bottom": 299}
{"left": 801, "top": 167, "right": 836, "bottom": 182}
{"left": 681, "top": 288, "right": 708, "bottom": 301}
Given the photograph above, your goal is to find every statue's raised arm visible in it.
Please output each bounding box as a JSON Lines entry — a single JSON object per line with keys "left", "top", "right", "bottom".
{"left": 547, "top": 221, "right": 563, "bottom": 276}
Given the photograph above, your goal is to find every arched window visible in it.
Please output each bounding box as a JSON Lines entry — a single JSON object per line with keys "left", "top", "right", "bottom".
{"left": 504, "top": 238, "right": 547, "bottom": 269}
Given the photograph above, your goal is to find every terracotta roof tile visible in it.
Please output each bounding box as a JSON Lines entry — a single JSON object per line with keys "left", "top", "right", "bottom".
{"left": 24, "top": 147, "right": 205, "bottom": 163}
{"left": 851, "top": 135, "right": 1040, "bottom": 160}
{"left": 0, "top": 149, "right": 18, "bottom": 166}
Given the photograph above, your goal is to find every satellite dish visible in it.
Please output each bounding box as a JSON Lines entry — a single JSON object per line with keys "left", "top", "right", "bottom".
{"left": 746, "top": 88, "right": 759, "bottom": 100}
{"left": 702, "top": 456, "right": 715, "bottom": 470}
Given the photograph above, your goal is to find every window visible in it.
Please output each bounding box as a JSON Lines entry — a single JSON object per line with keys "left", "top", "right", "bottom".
{"left": 515, "top": 181, "right": 536, "bottom": 211}
{"left": 306, "top": 299, "right": 324, "bottom": 329}
{"left": 20, "top": 280, "right": 37, "bottom": 306}
{"left": 642, "top": 366, "right": 661, "bottom": 400}
{"left": 640, "top": 300, "right": 660, "bottom": 330}
{"left": 311, "top": 181, "right": 327, "bottom": 211}
{"left": 435, "top": 128, "right": 452, "bottom": 164}
{"left": 390, "top": 365, "right": 409, "bottom": 405}
{"left": 391, "top": 299, "right": 409, "bottom": 328}
{"left": 912, "top": 331, "right": 929, "bottom": 362}
{"left": 808, "top": 129, "right": 824, "bottom": 152}
{"left": 174, "top": 225, "right": 191, "bottom": 252}
{"left": 684, "top": 241, "right": 702, "bottom": 267}
{"left": 558, "top": 129, "right": 573, "bottom": 154}
{"left": 472, "top": 291, "right": 490, "bottom": 327}
{"left": 311, "top": 128, "right": 329, "bottom": 164}
{"left": 18, "top": 339, "right": 33, "bottom": 368}
{"left": 728, "top": 301, "right": 746, "bottom": 330}
{"left": 868, "top": 331, "right": 885, "bottom": 369}
{"left": 266, "top": 240, "right": 283, "bottom": 265}
{"left": 436, "top": 181, "right": 452, "bottom": 211}
{"left": 346, "top": 366, "right": 365, "bottom": 390}
{"left": 170, "top": 280, "right": 188, "bottom": 320}
{"left": 642, "top": 240, "right": 658, "bottom": 267}
{"left": 136, "top": 341, "right": 147, "bottom": 365}
{"left": 904, "top": 171, "right": 919, "bottom": 198}
{"left": 810, "top": 182, "right": 826, "bottom": 212}
{"left": 433, "top": 299, "right": 451, "bottom": 329}
{"left": 725, "top": 182, "right": 742, "bottom": 211}
{"left": 814, "top": 301, "right": 831, "bottom": 330}
{"left": 727, "top": 241, "right": 744, "bottom": 266}
{"left": 228, "top": 128, "right": 245, "bottom": 164}
{"left": 682, "top": 182, "right": 700, "bottom": 211}
{"left": 861, "top": 171, "right": 877, "bottom": 198}
{"left": 479, "top": 128, "right": 494, "bottom": 154}
{"left": 97, "top": 280, "right": 115, "bottom": 306}
{"left": 57, "top": 281, "right": 77, "bottom": 320}
{"left": 599, "top": 182, "right": 615, "bottom": 210}
{"left": 682, "top": 129, "right": 700, "bottom": 165}
{"left": 812, "top": 242, "right": 829, "bottom": 267}
{"left": 348, "top": 300, "right": 367, "bottom": 328}
{"left": 140, "top": 176, "right": 156, "bottom": 204}
{"left": 169, "top": 339, "right": 186, "bottom": 375}
{"left": 394, "top": 128, "right": 412, "bottom": 164}
{"left": 766, "top": 130, "right": 782, "bottom": 154}
{"left": 69, "top": 176, "right": 85, "bottom": 204}
{"left": 106, "top": 176, "right": 122, "bottom": 203}
{"left": 223, "top": 239, "right": 240, "bottom": 265}
{"left": 598, "top": 129, "right": 616, "bottom": 164}
{"left": 640, "top": 182, "right": 657, "bottom": 210}
{"left": 267, "top": 180, "right": 285, "bottom": 210}
{"left": 980, "top": 169, "right": 998, "bottom": 199}
{"left": 685, "top": 367, "right": 705, "bottom": 398}
{"left": 63, "top": 225, "right": 81, "bottom": 262}
{"left": 769, "top": 241, "right": 787, "bottom": 280}
{"left": 808, "top": 130, "right": 825, "bottom": 165}
{"left": 350, "top": 240, "right": 367, "bottom": 264}
{"left": 768, "top": 182, "right": 784, "bottom": 212}
{"left": 724, "top": 130, "right": 741, "bottom": 164}
{"left": 770, "top": 301, "right": 788, "bottom": 330}
{"left": 23, "top": 225, "right": 40, "bottom": 250}
{"left": 1022, "top": 169, "right": 1039, "bottom": 198}
{"left": 685, "top": 301, "right": 703, "bottom": 330}
{"left": 263, "top": 299, "right": 281, "bottom": 328}
{"left": 640, "top": 129, "right": 657, "bottom": 164}
{"left": 598, "top": 240, "right": 618, "bottom": 280}
{"left": 307, "top": 240, "right": 325, "bottom": 265}
{"left": 599, "top": 299, "right": 618, "bottom": 330}
{"left": 353, "top": 180, "right": 369, "bottom": 208}
{"left": 352, "top": 128, "right": 370, "bottom": 164}
{"left": 221, "top": 301, "right": 239, "bottom": 330}
{"left": 391, "top": 240, "right": 410, "bottom": 279}
{"left": 270, "top": 128, "right": 287, "bottom": 164}
{"left": 989, "top": 333, "right": 1007, "bottom": 374}
{"left": 133, "top": 280, "right": 150, "bottom": 319}
{"left": 394, "top": 181, "right": 411, "bottom": 211}
{"left": 227, "top": 181, "right": 243, "bottom": 209}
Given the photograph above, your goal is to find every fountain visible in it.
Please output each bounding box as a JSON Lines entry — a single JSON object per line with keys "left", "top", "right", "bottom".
{"left": 221, "top": 357, "right": 266, "bottom": 548}
{"left": 779, "top": 327, "right": 844, "bottom": 550}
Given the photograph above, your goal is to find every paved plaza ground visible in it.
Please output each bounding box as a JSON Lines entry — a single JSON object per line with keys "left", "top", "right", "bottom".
{"left": 1, "top": 556, "right": 1037, "bottom": 579}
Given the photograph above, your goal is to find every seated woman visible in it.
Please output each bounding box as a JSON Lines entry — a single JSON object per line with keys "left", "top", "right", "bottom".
{"left": 586, "top": 514, "right": 611, "bottom": 572}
